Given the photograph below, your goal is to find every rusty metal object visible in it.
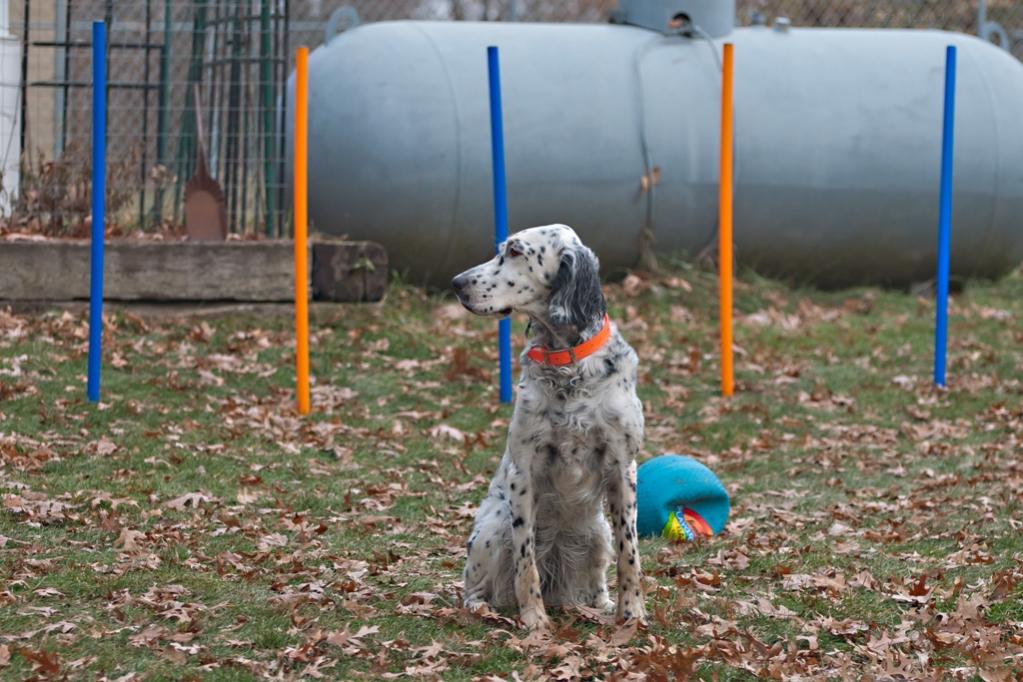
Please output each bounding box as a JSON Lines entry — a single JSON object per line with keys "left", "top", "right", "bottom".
{"left": 184, "top": 84, "right": 227, "bottom": 242}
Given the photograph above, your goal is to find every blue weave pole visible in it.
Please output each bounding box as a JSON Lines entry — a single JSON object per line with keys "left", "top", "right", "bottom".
{"left": 487, "top": 46, "right": 513, "bottom": 404}
{"left": 87, "top": 21, "right": 107, "bottom": 403}
{"left": 934, "top": 45, "right": 956, "bottom": 388}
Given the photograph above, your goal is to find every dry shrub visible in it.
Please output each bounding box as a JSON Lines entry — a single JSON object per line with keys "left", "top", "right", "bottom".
{"left": 6, "top": 144, "right": 139, "bottom": 237}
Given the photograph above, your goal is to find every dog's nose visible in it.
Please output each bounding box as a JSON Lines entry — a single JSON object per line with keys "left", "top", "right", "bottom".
{"left": 451, "top": 275, "right": 467, "bottom": 293}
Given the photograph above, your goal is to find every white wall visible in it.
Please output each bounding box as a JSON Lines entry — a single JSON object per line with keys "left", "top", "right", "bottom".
{"left": 0, "top": 0, "right": 20, "bottom": 214}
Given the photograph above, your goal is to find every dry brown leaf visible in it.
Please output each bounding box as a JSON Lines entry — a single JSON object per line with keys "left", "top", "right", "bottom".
{"left": 114, "top": 527, "right": 146, "bottom": 554}
{"left": 164, "top": 492, "right": 217, "bottom": 510}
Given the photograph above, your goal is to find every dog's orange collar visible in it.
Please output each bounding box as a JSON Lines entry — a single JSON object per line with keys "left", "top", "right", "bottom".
{"left": 527, "top": 315, "right": 612, "bottom": 366}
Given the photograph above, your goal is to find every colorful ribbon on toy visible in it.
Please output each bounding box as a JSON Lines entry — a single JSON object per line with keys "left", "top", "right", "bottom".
{"left": 662, "top": 507, "right": 714, "bottom": 542}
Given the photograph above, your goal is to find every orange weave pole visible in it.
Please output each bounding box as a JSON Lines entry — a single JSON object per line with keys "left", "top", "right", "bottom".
{"left": 718, "top": 43, "right": 735, "bottom": 398}
{"left": 294, "top": 47, "right": 311, "bottom": 414}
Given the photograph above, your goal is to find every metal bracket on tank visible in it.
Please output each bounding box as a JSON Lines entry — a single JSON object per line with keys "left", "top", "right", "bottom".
{"left": 981, "top": 20, "right": 1009, "bottom": 48}
{"left": 325, "top": 6, "right": 361, "bottom": 44}
{"left": 612, "top": 1, "right": 734, "bottom": 38}
{"left": 977, "top": 0, "right": 1017, "bottom": 53}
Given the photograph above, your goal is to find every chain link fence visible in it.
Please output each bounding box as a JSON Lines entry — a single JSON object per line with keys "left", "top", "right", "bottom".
{"left": 13, "top": 1, "right": 289, "bottom": 237}
{"left": 7, "top": 1, "right": 1022, "bottom": 236}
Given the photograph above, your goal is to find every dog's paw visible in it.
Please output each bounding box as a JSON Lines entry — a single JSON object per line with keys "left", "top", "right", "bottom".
{"left": 520, "top": 607, "right": 551, "bottom": 632}
{"left": 464, "top": 599, "right": 489, "bottom": 613}
{"left": 616, "top": 603, "right": 648, "bottom": 627}
{"left": 595, "top": 597, "right": 615, "bottom": 614}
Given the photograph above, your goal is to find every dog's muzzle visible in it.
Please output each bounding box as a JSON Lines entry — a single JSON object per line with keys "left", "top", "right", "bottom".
{"left": 451, "top": 274, "right": 472, "bottom": 307}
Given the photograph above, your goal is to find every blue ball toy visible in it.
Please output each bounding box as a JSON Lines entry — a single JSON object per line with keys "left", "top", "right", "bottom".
{"left": 636, "top": 454, "right": 730, "bottom": 541}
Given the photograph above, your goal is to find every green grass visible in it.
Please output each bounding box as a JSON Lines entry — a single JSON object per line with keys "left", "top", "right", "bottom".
{"left": 1, "top": 262, "right": 1021, "bottom": 679}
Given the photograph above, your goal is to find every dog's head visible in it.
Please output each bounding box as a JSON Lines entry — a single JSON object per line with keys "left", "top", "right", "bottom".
{"left": 451, "top": 224, "right": 606, "bottom": 336}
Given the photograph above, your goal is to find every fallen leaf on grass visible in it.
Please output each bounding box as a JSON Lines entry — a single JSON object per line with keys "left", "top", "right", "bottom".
{"left": 94, "top": 437, "right": 117, "bottom": 456}
{"left": 15, "top": 647, "right": 60, "bottom": 675}
{"left": 3, "top": 492, "right": 76, "bottom": 523}
{"left": 129, "top": 625, "right": 166, "bottom": 648}
{"left": 115, "top": 528, "right": 146, "bottom": 553}
{"left": 446, "top": 347, "right": 491, "bottom": 382}
{"left": 610, "top": 620, "right": 639, "bottom": 646}
{"left": 256, "top": 533, "right": 288, "bottom": 550}
{"left": 429, "top": 424, "right": 466, "bottom": 442}
{"left": 323, "top": 624, "right": 380, "bottom": 654}
{"left": 819, "top": 617, "right": 869, "bottom": 637}
{"left": 164, "top": 492, "right": 218, "bottom": 510}
{"left": 909, "top": 574, "right": 930, "bottom": 597}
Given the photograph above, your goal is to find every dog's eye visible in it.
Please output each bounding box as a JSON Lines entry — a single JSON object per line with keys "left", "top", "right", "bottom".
{"left": 507, "top": 244, "right": 523, "bottom": 258}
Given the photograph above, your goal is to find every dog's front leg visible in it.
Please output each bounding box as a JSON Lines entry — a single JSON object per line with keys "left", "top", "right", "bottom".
{"left": 608, "top": 454, "right": 647, "bottom": 624}
{"left": 506, "top": 454, "right": 549, "bottom": 631}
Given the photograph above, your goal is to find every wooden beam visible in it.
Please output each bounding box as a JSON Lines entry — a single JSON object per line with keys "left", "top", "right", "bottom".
{"left": 0, "top": 240, "right": 386, "bottom": 303}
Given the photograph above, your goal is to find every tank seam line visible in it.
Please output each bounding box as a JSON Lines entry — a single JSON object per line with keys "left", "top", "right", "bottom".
{"left": 412, "top": 23, "right": 464, "bottom": 278}
{"left": 961, "top": 38, "right": 1001, "bottom": 263}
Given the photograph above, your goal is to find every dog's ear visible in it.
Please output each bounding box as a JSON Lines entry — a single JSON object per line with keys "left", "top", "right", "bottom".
{"left": 547, "top": 245, "right": 606, "bottom": 331}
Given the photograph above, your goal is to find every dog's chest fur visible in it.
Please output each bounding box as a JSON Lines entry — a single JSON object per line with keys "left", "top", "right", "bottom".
{"left": 530, "top": 424, "right": 609, "bottom": 522}
{"left": 513, "top": 336, "right": 639, "bottom": 523}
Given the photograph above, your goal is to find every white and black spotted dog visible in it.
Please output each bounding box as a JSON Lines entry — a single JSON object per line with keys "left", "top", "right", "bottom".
{"left": 450, "top": 224, "right": 646, "bottom": 631}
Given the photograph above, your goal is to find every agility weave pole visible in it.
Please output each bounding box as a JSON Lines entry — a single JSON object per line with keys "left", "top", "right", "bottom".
{"left": 718, "top": 43, "right": 735, "bottom": 398}
{"left": 294, "top": 46, "right": 312, "bottom": 414}
{"left": 487, "top": 46, "right": 513, "bottom": 404}
{"left": 934, "top": 45, "right": 956, "bottom": 388}
{"left": 87, "top": 21, "right": 107, "bottom": 403}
